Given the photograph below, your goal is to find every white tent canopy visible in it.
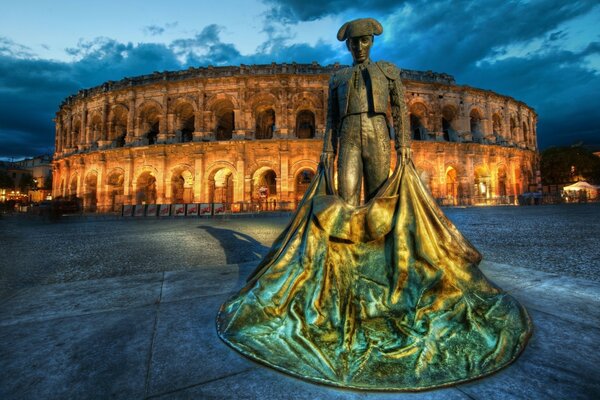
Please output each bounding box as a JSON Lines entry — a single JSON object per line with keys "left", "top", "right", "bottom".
{"left": 563, "top": 181, "right": 599, "bottom": 191}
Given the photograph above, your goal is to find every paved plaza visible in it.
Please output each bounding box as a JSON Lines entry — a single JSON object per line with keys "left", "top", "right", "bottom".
{"left": 0, "top": 204, "right": 599, "bottom": 399}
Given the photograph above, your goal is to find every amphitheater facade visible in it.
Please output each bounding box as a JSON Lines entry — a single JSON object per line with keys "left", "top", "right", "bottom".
{"left": 52, "top": 63, "right": 538, "bottom": 212}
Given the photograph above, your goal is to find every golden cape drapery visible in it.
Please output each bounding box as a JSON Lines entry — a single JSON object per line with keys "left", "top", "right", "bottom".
{"left": 217, "top": 159, "right": 532, "bottom": 391}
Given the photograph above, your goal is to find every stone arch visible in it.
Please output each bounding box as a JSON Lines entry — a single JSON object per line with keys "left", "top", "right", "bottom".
{"left": 492, "top": 112, "right": 503, "bottom": 139}
{"left": 69, "top": 173, "right": 79, "bottom": 197}
{"left": 293, "top": 167, "right": 316, "bottom": 202}
{"left": 84, "top": 170, "right": 98, "bottom": 211}
{"left": 295, "top": 109, "right": 316, "bottom": 138}
{"left": 474, "top": 164, "right": 491, "bottom": 202}
{"left": 137, "top": 100, "right": 163, "bottom": 145}
{"left": 441, "top": 104, "right": 459, "bottom": 142}
{"left": 211, "top": 99, "right": 235, "bottom": 141}
{"left": 251, "top": 166, "right": 278, "bottom": 206}
{"left": 249, "top": 92, "right": 278, "bottom": 140}
{"left": 88, "top": 111, "right": 103, "bottom": 144}
{"left": 59, "top": 178, "right": 66, "bottom": 198}
{"left": 172, "top": 100, "right": 195, "bottom": 143}
{"left": 522, "top": 120, "right": 529, "bottom": 146}
{"left": 134, "top": 168, "right": 158, "bottom": 205}
{"left": 445, "top": 165, "right": 459, "bottom": 203}
{"left": 109, "top": 104, "right": 128, "bottom": 147}
{"left": 106, "top": 168, "right": 125, "bottom": 212}
{"left": 291, "top": 92, "right": 321, "bottom": 111}
{"left": 510, "top": 115, "right": 518, "bottom": 143}
{"left": 469, "top": 107, "right": 484, "bottom": 141}
{"left": 169, "top": 164, "right": 194, "bottom": 203}
{"left": 409, "top": 101, "right": 429, "bottom": 140}
{"left": 206, "top": 164, "right": 237, "bottom": 205}
{"left": 71, "top": 115, "right": 82, "bottom": 147}
{"left": 496, "top": 164, "right": 509, "bottom": 197}
{"left": 205, "top": 93, "right": 240, "bottom": 111}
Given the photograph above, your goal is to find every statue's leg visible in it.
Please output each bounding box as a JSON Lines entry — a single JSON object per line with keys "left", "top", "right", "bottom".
{"left": 338, "top": 116, "right": 363, "bottom": 206}
{"left": 362, "top": 114, "right": 391, "bottom": 202}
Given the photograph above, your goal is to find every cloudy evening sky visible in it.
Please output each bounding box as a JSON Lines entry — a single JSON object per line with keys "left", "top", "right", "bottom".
{"left": 1, "top": 0, "right": 599, "bottom": 160}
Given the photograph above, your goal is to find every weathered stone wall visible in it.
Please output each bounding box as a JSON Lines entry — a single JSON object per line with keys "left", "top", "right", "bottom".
{"left": 52, "top": 63, "right": 538, "bottom": 211}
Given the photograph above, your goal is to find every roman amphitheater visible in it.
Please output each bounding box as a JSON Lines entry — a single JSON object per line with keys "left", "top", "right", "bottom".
{"left": 52, "top": 63, "right": 538, "bottom": 213}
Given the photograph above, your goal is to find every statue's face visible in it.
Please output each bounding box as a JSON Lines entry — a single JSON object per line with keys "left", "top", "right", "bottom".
{"left": 347, "top": 35, "right": 373, "bottom": 63}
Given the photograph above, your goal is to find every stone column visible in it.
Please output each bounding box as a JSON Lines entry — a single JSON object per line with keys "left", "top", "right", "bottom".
{"left": 279, "top": 148, "right": 289, "bottom": 201}
{"left": 81, "top": 107, "right": 87, "bottom": 148}
{"left": 124, "top": 153, "right": 134, "bottom": 204}
{"left": 97, "top": 158, "right": 106, "bottom": 211}
{"left": 193, "top": 150, "right": 204, "bottom": 202}
{"left": 156, "top": 153, "right": 167, "bottom": 204}
{"left": 127, "top": 92, "right": 136, "bottom": 144}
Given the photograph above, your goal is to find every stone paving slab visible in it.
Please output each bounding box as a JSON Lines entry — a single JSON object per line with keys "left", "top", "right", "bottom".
{"left": 0, "top": 260, "right": 598, "bottom": 399}
{"left": 0, "top": 306, "right": 156, "bottom": 400}
{"left": 0, "top": 272, "right": 163, "bottom": 327}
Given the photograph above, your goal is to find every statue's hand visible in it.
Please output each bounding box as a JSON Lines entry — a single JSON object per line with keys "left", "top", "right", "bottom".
{"left": 397, "top": 146, "right": 411, "bottom": 163}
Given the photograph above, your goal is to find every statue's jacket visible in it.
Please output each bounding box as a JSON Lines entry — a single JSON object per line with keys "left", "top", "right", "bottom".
{"left": 324, "top": 60, "right": 411, "bottom": 154}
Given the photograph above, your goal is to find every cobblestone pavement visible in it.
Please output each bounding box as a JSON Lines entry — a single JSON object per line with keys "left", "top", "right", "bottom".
{"left": 1, "top": 203, "right": 598, "bottom": 299}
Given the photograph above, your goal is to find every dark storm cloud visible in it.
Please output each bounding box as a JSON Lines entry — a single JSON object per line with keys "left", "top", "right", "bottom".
{"left": 1, "top": 1, "right": 599, "bottom": 159}
{"left": 0, "top": 26, "right": 338, "bottom": 159}
{"left": 262, "top": 0, "right": 402, "bottom": 21}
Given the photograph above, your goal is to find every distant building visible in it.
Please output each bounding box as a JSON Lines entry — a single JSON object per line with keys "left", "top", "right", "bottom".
{"left": 52, "top": 63, "right": 538, "bottom": 212}
{"left": 0, "top": 155, "right": 53, "bottom": 203}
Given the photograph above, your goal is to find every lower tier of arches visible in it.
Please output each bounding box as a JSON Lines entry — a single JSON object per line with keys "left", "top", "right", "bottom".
{"left": 53, "top": 139, "right": 537, "bottom": 212}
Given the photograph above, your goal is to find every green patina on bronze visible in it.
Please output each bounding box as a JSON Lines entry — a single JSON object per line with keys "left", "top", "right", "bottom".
{"left": 216, "top": 18, "right": 532, "bottom": 391}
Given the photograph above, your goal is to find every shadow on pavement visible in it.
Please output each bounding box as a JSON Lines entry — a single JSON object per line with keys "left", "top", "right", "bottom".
{"left": 197, "top": 225, "right": 269, "bottom": 265}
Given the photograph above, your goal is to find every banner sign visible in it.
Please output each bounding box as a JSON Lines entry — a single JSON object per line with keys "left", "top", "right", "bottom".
{"left": 159, "top": 204, "right": 171, "bottom": 217}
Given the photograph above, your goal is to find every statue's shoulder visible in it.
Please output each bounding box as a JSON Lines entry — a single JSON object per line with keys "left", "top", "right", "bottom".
{"left": 331, "top": 67, "right": 353, "bottom": 87}
{"left": 376, "top": 61, "right": 401, "bottom": 80}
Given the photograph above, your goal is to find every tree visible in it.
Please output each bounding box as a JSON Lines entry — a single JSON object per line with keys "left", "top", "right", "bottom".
{"left": 0, "top": 170, "right": 14, "bottom": 189}
{"left": 540, "top": 145, "right": 600, "bottom": 185}
{"left": 19, "top": 173, "right": 36, "bottom": 192}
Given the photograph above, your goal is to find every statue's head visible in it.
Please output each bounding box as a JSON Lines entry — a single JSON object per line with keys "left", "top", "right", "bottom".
{"left": 337, "top": 18, "right": 383, "bottom": 64}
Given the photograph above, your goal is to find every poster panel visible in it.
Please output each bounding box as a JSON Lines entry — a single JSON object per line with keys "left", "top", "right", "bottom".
{"left": 146, "top": 204, "right": 158, "bottom": 217}
{"left": 213, "top": 203, "right": 225, "bottom": 215}
{"left": 173, "top": 204, "right": 186, "bottom": 216}
{"left": 199, "top": 203, "right": 212, "bottom": 216}
{"left": 122, "top": 205, "right": 133, "bottom": 217}
{"left": 159, "top": 204, "right": 171, "bottom": 217}
{"left": 134, "top": 205, "right": 145, "bottom": 217}
{"left": 186, "top": 203, "right": 198, "bottom": 216}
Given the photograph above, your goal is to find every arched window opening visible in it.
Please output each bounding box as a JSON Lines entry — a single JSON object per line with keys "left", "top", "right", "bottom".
{"left": 180, "top": 117, "right": 194, "bottom": 143}
{"left": 441, "top": 106, "right": 457, "bottom": 142}
{"left": 522, "top": 121, "right": 529, "bottom": 146}
{"left": 140, "top": 107, "right": 160, "bottom": 145}
{"left": 470, "top": 109, "right": 483, "bottom": 142}
{"left": 446, "top": 167, "right": 457, "bottom": 200}
{"left": 210, "top": 169, "right": 234, "bottom": 205}
{"left": 492, "top": 113, "right": 503, "bottom": 144}
{"left": 136, "top": 172, "right": 157, "bottom": 204}
{"left": 295, "top": 169, "right": 315, "bottom": 201}
{"left": 498, "top": 166, "right": 508, "bottom": 197}
{"left": 474, "top": 166, "right": 490, "bottom": 203}
{"left": 510, "top": 117, "right": 517, "bottom": 142}
{"left": 174, "top": 102, "right": 195, "bottom": 143}
{"left": 256, "top": 109, "right": 275, "bottom": 139}
{"left": 410, "top": 115, "right": 425, "bottom": 140}
{"left": 71, "top": 119, "right": 81, "bottom": 148}
{"left": 296, "top": 110, "right": 315, "bottom": 139}
{"left": 110, "top": 107, "right": 128, "bottom": 148}
{"left": 214, "top": 100, "right": 235, "bottom": 141}
{"left": 89, "top": 115, "right": 102, "bottom": 144}
{"left": 108, "top": 172, "right": 124, "bottom": 212}
{"left": 69, "top": 175, "right": 78, "bottom": 198}
{"left": 171, "top": 170, "right": 193, "bottom": 203}
{"left": 409, "top": 103, "right": 428, "bottom": 140}
{"left": 84, "top": 173, "right": 98, "bottom": 212}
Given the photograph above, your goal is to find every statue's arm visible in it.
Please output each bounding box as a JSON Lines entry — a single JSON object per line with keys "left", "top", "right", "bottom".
{"left": 322, "top": 75, "right": 338, "bottom": 159}
{"left": 389, "top": 74, "right": 411, "bottom": 161}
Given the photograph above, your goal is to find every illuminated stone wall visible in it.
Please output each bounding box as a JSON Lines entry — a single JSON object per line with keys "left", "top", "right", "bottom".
{"left": 52, "top": 63, "right": 538, "bottom": 212}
